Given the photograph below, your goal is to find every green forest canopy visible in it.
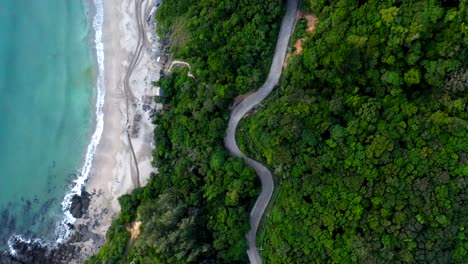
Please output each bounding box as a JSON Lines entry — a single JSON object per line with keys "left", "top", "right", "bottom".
{"left": 238, "top": 0, "right": 467, "bottom": 263}
{"left": 87, "top": 0, "right": 467, "bottom": 263}
{"left": 86, "top": 0, "right": 283, "bottom": 263}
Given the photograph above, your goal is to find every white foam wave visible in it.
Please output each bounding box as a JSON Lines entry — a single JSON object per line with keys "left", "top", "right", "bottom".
{"left": 7, "top": 0, "right": 105, "bottom": 256}
{"left": 57, "top": 0, "right": 105, "bottom": 243}
{"left": 7, "top": 235, "right": 51, "bottom": 256}
{"left": 7, "top": 237, "right": 18, "bottom": 257}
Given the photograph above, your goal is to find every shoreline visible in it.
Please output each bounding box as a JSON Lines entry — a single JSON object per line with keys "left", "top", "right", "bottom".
{"left": 5, "top": 0, "right": 106, "bottom": 254}
{"left": 71, "top": 0, "right": 161, "bottom": 260}
{"left": 2, "top": 0, "right": 163, "bottom": 261}
{"left": 58, "top": 0, "right": 105, "bottom": 243}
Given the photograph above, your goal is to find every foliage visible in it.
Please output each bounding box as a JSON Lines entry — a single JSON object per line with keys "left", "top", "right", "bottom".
{"left": 238, "top": 0, "right": 468, "bottom": 263}
{"left": 86, "top": 0, "right": 283, "bottom": 263}
{"left": 156, "top": 0, "right": 283, "bottom": 97}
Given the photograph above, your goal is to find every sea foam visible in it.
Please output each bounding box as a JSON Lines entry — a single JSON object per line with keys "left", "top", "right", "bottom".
{"left": 56, "top": 0, "right": 105, "bottom": 243}
{"left": 6, "top": 0, "right": 105, "bottom": 255}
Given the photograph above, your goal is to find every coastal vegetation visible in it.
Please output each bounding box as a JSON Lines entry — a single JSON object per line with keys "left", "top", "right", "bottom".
{"left": 238, "top": 0, "right": 468, "bottom": 262}
{"left": 85, "top": 0, "right": 283, "bottom": 263}
{"left": 88, "top": 0, "right": 467, "bottom": 263}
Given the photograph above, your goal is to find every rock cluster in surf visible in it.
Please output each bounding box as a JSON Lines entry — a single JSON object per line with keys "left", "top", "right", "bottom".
{"left": 69, "top": 191, "right": 91, "bottom": 218}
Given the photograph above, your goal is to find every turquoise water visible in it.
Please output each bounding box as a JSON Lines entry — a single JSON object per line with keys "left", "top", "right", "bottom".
{"left": 0, "top": 0, "right": 94, "bottom": 248}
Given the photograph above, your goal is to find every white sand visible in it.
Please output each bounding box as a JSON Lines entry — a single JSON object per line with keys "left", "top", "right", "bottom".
{"left": 73, "top": 0, "right": 161, "bottom": 259}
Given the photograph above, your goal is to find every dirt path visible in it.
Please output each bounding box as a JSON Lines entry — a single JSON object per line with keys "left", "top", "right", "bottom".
{"left": 123, "top": 0, "right": 148, "bottom": 188}
{"left": 168, "top": 60, "right": 194, "bottom": 78}
{"left": 223, "top": 0, "right": 298, "bottom": 263}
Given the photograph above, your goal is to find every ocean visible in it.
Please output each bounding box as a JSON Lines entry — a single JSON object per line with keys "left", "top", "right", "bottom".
{"left": 0, "top": 0, "right": 100, "bottom": 249}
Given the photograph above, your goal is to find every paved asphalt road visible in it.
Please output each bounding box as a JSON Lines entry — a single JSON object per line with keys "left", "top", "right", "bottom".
{"left": 224, "top": 0, "right": 298, "bottom": 263}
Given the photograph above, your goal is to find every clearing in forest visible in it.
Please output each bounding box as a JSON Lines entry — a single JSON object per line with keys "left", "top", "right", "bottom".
{"left": 126, "top": 221, "right": 143, "bottom": 240}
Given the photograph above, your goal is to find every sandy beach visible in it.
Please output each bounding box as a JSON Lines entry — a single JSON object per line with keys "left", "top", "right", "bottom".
{"left": 73, "top": 0, "right": 161, "bottom": 259}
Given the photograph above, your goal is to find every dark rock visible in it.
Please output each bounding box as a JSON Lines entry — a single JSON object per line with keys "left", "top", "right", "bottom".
{"left": 70, "top": 196, "right": 83, "bottom": 218}
{"left": 0, "top": 190, "right": 99, "bottom": 264}
{"left": 66, "top": 223, "right": 74, "bottom": 230}
{"left": 6, "top": 235, "right": 81, "bottom": 264}
{"left": 6, "top": 237, "right": 50, "bottom": 264}
{"left": 69, "top": 191, "right": 91, "bottom": 219}
{"left": 82, "top": 192, "right": 91, "bottom": 209}
{"left": 0, "top": 251, "right": 22, "bottom": 264}
{"left": 143, "top": 104, "right": 151, "bottom": 111}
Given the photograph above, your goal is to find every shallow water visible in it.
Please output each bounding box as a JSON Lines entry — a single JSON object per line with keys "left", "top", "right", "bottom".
{"left": 0, "top": 0, "right": 94, "bottom": 249}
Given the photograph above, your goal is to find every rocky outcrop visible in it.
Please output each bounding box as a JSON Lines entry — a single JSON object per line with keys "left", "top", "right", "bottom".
{"left": 4, "top": 236, "right": 77, "bottom": 264}
{"left": 0, "top": 190, "right": 97, "bottom": 264}
{"left": 69, "top": 191, "right": 91, "bottom": 218}
{"left": 0, "top": 252, "right": 22, "bottom": 264}
{"left": 3, "top": 223, "right": 99, "bottom": 264}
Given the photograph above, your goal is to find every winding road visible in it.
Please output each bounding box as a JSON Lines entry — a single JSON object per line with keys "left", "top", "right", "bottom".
{"left": 224, "top": 0, "right": 298, "bottom": 263}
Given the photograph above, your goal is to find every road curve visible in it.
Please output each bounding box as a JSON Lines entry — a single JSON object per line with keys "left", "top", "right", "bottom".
{"left": 168, "top": 60, "right": 194, "bottom": 78}
{"left": 224, "top": 0, "right": 298, "bottom": 263}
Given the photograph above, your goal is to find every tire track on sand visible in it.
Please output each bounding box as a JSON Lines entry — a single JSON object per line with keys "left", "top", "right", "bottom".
{"left": 123, "top": 0, "right": 149, "bottom": 188}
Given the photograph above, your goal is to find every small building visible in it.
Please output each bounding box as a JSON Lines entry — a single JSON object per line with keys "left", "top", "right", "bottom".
{"left": 157, "top": 55, "right": 168, "bottom": 65}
